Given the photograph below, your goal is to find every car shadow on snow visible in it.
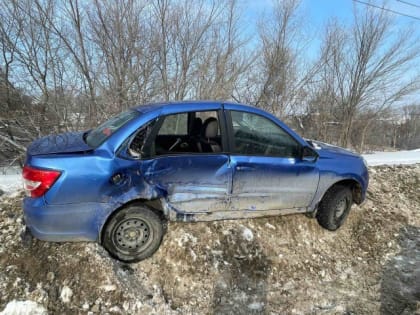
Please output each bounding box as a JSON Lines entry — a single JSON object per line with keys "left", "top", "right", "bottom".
{"left": 212, "top": 226, "right": 271, "bottom": 314}
{"left": 380, "top": 225, "right": 420, "bottom": 315}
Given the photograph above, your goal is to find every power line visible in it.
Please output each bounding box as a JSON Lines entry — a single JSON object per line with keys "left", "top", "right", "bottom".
{"left": 353, "top": 0, "right": 420, "bottom": 21}
{"left": 397, "top": 0, "right": 420, "bottom": 9}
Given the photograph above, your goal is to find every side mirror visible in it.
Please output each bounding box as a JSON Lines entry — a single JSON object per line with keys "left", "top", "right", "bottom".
{"left": 301, "top": 146, "right": 318, "bottom": 163}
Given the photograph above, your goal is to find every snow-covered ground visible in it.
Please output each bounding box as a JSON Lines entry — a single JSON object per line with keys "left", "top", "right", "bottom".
{"left": 0, "top": 149, "right": 419, "bottom": 195}
{"left": 0, "top": 174, "right": 21, "bottom": 195}
{"left": 362, "top": 149, "right": 420, "bottom": 166}
{"left": 0, "top": 300, "right": 47, "bottom": 315}
{"left": 0, "top": 166, "right": 22, "bottom": 195}
{"left": 1, "top": 165, "right": 418, "bottom": 314}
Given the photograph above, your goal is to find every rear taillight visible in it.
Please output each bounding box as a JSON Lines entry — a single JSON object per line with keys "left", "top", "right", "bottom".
{"left": 22, "top": 165, "right": 61, "bottom": 198}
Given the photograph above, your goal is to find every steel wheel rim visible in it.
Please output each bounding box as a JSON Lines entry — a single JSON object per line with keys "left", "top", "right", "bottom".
{"left": 335, "top": 197, "right": 348, "bottom": 219}
{"left": 113, "top": 218, "right": 152, "bottom": 253}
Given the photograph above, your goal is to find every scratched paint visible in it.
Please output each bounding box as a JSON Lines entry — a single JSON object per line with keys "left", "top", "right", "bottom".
{"left": 141, "top": 154, "right": 232, "bottom": 213}
{"left": 228, "top": 155, "right": 319, "bottom": 211}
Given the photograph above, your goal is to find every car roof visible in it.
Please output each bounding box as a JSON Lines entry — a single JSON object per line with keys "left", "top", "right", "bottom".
{"left": 132, "top": 100, "right": 261, "bottom": 115}
{"left": 107, "top": 100, "right": 308, "bottom": 151}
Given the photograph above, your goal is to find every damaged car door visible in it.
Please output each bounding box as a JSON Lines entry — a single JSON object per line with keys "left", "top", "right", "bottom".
{"left": 139, "top": 110, "right": 232, "bottom": 215}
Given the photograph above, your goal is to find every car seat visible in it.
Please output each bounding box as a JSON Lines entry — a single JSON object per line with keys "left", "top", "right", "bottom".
{"left": 199, "top": 117, "right": 221, "bottom": 153}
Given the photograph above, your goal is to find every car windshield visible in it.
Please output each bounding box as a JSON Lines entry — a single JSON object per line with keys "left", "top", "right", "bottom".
{"left": 85, "top": 110, "right": 139, "bottom": 148}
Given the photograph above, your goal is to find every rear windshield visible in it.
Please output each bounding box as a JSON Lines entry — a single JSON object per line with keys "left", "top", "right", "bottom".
{"left": 85, "top": 110, "right": 139, "bottom": 148}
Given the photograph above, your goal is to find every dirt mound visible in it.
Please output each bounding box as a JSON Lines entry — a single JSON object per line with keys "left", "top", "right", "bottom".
{"left": 0, "top": 165, "right": 419, "bottom": 314}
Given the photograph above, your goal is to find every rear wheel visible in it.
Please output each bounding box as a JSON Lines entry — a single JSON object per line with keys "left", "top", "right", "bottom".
{"left": 102, "top": 205, "right": 163, "bottom": 262}
{"left": 316, "top": 185, "right": 353, "bottom": 231}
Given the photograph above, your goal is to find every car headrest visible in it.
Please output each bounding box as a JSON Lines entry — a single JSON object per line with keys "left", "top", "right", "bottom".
{"left": 202, "top": 117, "right": 218, "bottom": 138}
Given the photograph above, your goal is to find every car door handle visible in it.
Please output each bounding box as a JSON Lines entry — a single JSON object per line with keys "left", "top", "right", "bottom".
{"left": 236, "top": 166, "right": 255, "bottom": 171}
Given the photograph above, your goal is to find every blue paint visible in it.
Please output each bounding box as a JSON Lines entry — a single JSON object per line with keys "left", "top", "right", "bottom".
{"left": 22, "top": 101, "right": 369, "bottom": 243}
{"left": 27, "top": 131, "right": 91, "bottom": 155}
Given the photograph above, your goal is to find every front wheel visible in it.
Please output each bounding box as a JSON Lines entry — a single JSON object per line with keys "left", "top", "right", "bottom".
{"left": 102, "top": 205, "right": 163, "bottom": 262}
{"left": 316, "top": 185, "right": 353, "bottom": 231}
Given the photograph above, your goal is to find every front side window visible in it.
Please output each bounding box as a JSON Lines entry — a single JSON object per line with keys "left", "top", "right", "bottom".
{"left": 158, "top": 113, "right": 188, "bottom": 135}
{"left": 230, "top": 111, "right": 300, "bottom": 157}
{"left": 86, "top": 110, "right": 139, "bottom": 148}
{"left": 127, "top": 119, "right": 157, "bottom": 158}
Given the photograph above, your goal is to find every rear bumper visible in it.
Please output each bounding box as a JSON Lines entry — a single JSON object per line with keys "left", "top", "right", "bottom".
{"left": 23, "top": 198, "right": 110, "bottom": 242}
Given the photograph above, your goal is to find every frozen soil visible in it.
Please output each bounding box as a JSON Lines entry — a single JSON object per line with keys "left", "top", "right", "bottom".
{"left": 0, "top": 165, "right": 419, "bottom": 314}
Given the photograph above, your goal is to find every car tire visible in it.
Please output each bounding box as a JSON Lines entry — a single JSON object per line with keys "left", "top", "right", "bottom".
{"left": 102, "top": 205, "right": 163, "bottom": 263}
{"left": 316, "top": 185, "right": 353, "bottom": 231}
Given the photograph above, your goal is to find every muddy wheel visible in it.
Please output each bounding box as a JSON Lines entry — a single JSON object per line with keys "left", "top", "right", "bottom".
{"left": 102, "top": 205, "right": 163, "bottom": 262}
{"left": 316, "top": 185, "right": 353, "bottom": 231}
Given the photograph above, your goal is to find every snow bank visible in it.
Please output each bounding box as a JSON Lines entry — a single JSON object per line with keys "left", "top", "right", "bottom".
{"left": 362, "top": 149, "right": 420, "bottom": 166}
{"left": 242, "top": 226, "right": 254, "bottom": 241}
{"left": 0, "top": 174, "right": 21, "bottom": 194}
{"left": 0, "top": 300, "right": 47, "bottom": 315}
{"left": 60, "top": 286, "right": 73, "bottom": 304}
{"left": 0, "top": 166, "right": 21, "bottom": 195}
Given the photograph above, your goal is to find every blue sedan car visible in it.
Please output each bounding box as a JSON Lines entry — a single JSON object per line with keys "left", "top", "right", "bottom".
{"left": 22, "top": 101, "right": 369, "bottom": 262}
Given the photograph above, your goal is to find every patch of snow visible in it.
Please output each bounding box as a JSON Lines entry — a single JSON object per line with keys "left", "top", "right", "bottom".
{"left": 0, "top": 166, "right": 21, "bottom": 175}
{"left": 242, "top": 227, "right": 254, "bottom": 241}
{"left": 60, "top": 286, "right": 73, "bottom": 303}
{"left": 177, "top": 233, "right": 197, "bottom": 247}
{"left": 0, "top": 174, "right": 21, "bottom": 195}
{"left": 248, "top": 302, "right": 264, "bottom": 310}
{"left": 0, "top": 300, "right": 47, "bottom": 315}
{"left": 265, "top": 222, "right": 276, "bottom": 230}
{"left": 99, "top": 284, "right": 116, "bottom": 292}
{"left": 122, "top": 301, "right": 130, "bottom": 312}
{"left": 362, "top": 149, "right": 420, "bottom": 166}
{"left": 109, "top": 306, "right": 122, "bottom": 313}
{"left": 190, "top": 249, "right": 197, "bottom": 262}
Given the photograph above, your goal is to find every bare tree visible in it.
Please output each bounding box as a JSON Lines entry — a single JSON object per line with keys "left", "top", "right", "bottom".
{"left": 193, "top": 0, "right": 253, "bottom": 100}
{"left": 0, "top": 1, "right": 22, "bottom": 111}
{"left": 152, "top": 0, "right": 225, "bottom": 101}
{"left": 316, "top": 6, "right": 420, "bottom": 148}
{"left": 88, "top": 0, "right": 157, "bottom": 111}
{"left": 35, "top": 0, "right": 98, "bottom": 125}
{"left": 254, "top": 0, "right": 315, "bottom": 118}
{"left": 399, "top": 104, "right": 420, "bottom": 149}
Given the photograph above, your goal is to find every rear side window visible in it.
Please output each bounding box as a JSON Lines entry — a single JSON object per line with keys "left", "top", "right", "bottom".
{"left": 86, "top": 110, "right": 139, "bottom": 148}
